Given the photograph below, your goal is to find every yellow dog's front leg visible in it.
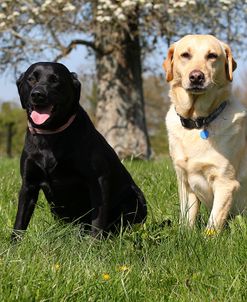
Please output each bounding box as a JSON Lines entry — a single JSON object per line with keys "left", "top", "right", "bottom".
{"left": 176, "top": 168, "right": 200, "bottom": 227}
{"left": 206, "top": 178, "right": 239, "bottom": 231}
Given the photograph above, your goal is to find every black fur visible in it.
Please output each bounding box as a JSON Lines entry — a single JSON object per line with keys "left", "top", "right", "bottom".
{"left": 12, "top": 62, "right": 147, "bottom": 240}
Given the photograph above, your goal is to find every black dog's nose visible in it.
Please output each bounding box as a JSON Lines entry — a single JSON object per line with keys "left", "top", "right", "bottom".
{"left": 189, "top": 70, "right": 205, "bottom": 85}
{"left": 31, "top": 88, "right": 46, "bottom": 103}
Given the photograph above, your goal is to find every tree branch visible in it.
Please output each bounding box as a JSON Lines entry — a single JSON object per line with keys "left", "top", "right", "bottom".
{"left": 54, "top": 39, "right": 103, "bottom": 62}
{"left": 10, "top": 29, "right": 27, "bottom": 46}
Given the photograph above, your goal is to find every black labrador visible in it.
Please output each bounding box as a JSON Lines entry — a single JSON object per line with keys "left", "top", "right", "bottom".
{"left": 12, "top": 62, "right": 147, "bottom": 240}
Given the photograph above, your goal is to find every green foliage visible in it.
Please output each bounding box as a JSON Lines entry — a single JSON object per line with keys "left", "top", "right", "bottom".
{"left": 0, "top": 158, "right": 246, "bottom": 301}
{"left": 0, "top": 102, "right": 26, "bottom": 157}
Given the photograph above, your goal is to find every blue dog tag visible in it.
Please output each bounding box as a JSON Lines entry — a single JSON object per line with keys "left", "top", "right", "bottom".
{"left": 200, "top": 129, "right": 209, "bottom": 139}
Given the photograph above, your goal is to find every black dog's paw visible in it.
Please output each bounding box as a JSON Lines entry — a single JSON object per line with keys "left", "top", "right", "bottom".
{"left": 90, "top": 227, "right": 110, "bottom": 240}
{"left": 10, "top": 230, "right": 25, "bottom": 243}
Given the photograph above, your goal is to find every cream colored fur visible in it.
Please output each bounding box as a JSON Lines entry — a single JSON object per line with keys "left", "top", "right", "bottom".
{"left": 164, "top": 35, "right": 247, "bottom": 231}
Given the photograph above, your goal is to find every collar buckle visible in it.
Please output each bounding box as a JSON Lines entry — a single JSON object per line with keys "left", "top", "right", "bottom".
{"left": 194, "top": 117, "right": 204, "bottom": 129}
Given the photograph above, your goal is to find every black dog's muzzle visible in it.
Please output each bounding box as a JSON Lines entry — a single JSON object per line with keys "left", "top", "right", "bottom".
{"left": 31, "top": 85, "right": 48, "bottom": 104}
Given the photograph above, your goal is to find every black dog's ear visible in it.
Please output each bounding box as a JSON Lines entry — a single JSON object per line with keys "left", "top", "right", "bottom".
{"left": 16, "top": 72, "right": 24, "bottom": 90}
{"left": 70, "top": 72, "right": 81, "bottom": 103}
{"left": 16, "top": 72, "right": 26, "bottom": 109}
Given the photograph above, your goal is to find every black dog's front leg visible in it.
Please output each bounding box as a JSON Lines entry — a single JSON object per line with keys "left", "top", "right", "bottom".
{"left": 11, "top": 184, "right": 39, "bottom": 241}
{"left": 90, "top": 175, "right": 110, "bottom": 238}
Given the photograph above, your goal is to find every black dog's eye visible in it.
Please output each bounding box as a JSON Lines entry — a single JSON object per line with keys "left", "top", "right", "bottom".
{"left": 49, "top": 75, "right": 59, "bottom": 84}
{"left": 27, "top": 76, "right": 36, "bottom": 83}
{"left": 207, "top": 53, "right": 218, "bottom": 60}
{"left": 181, "top": 52, "right": 191, "bottom": 59}
{"left": 27, "top": 70, "right": 39, "bottom": 84}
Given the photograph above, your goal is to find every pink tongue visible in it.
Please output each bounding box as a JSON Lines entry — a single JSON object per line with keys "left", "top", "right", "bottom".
{"left": 30, "top": 107, "right": 52, "bottom": 125}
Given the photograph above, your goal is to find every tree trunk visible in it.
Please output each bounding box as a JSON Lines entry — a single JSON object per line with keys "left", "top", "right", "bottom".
{"left": 95, "top": 14, "right": 151, "bottom": 159}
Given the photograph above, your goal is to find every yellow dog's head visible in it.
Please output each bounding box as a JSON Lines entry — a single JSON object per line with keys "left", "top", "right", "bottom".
{"left": 163, "top": 35, "right": 237, "bottom": 93}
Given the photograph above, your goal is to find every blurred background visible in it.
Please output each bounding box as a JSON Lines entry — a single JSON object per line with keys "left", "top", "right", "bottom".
{"left": 0, "top": 0, "right": 246, "bottom": 159}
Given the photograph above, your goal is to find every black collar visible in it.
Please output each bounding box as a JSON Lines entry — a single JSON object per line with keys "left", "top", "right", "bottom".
{"left": 177, "top": 101, "right": 228, "bottom": 130}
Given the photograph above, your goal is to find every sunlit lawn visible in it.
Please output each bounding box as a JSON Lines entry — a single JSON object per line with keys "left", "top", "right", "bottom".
{"left": 0, "top": 158, "right": 246, "bottom": 301}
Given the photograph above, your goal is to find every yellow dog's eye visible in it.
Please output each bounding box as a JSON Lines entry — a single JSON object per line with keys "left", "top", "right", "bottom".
{"left": 181, "top": 52, "right": 191, "bottom": 59}
{"left": 207, "top": 53, "right": 218, "bottom": 60}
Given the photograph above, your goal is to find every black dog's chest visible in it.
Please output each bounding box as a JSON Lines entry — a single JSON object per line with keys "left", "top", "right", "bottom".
{"left": 26, "top": 130, "right": 92, "bottom": 200}
{"left": 29, "top": 144, "right": 88, "bottom": 191}
{"left": 38, "top": 152, "right": 91, "bottom": 218}
{"left": 39, "top": 152, "right": 86, "bottom": 186}
{"left": 30, "top": 133, "right": 84, "bottom": 174}
{"left": 48, "top": 161, "right": 88, "bottom": 191}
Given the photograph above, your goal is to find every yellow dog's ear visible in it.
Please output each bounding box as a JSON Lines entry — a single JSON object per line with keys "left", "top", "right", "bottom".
{"left": 163, "top": 44, "right": 175, "bottom": 82}
{"left": 221, "top": 42, "right": 237, "bottom": 81}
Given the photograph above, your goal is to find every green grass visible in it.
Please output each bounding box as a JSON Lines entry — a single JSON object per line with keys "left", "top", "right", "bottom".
{"left": 0, "top": 158, "right": 246, "bottom": 301}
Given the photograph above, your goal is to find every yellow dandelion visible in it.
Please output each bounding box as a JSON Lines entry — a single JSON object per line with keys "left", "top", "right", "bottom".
{"left": 118, "top": 265, "right": 130, "bottom": 272}
{"left": 102, "top": 273, "right": 110, "bottom": 281}
{"left": 52, "top": 263, "right": 60, "bottom": 272}
{"left": 205, "top": 228, "right": 217, "bottom": 236}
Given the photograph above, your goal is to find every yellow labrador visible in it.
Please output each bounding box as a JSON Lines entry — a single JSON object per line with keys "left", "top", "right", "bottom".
{"left": 163, "top": 35, "right": 247, "bottom": 232}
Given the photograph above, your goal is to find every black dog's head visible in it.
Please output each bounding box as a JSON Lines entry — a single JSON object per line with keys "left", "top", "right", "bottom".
{"left": 17, "top": 62, "right": 81, "bottom": 129}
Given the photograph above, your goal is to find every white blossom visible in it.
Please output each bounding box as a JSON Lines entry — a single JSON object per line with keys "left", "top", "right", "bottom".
{"left": 44, "top": 0, "right": 52, "bottom": 5}
{"left": 97, "top": 9, "right": 104, "bottom": 15}
{"left": 144, "top": 3, "right": 153, "bottom": 9}
{"left": 103, "top": 16, "right": 112, "bottom": 22}
{"left": 122, "top": 0, "right": 136, "bottom": 8}
{"left": 62, "top": 3, "right": 76, "bottom": 12}
{"left": 31, "top": 7, "right": 40, "bottom": 15}
{"left": 114, "top": 7, "right": 123, "bottom": 17}
{"left": 27, "top": 18, "right": 35, "bottom": 24}
{"left": 20, "top": 6, "right": 28, "bottom": 12}
{"left": 0, "top": 22, "right": 6, "bottom": 29}
{"left": 109, "top": 4, "right": 118, "bottom": 10}
{"left": 153, "top": 4, "right": 165, "bottom": 10}
{"left": 219, "top": 0, "right": 231, "bottom": 4}
{"left": 117, "top": 14, "right": 127, "bottom": 21}
{"left": 1, "top": 3, "right": 7, "bottom": 9}
{"left": 12, "top": 11, "right": 20, "bottom": 17}
{"left": 96, "top": 16, "right": 105, "bottom": 22}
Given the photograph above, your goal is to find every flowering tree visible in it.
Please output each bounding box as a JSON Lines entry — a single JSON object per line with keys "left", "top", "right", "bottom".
{"left": 0, "top": 0, "right": 246, "bottom": 158}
